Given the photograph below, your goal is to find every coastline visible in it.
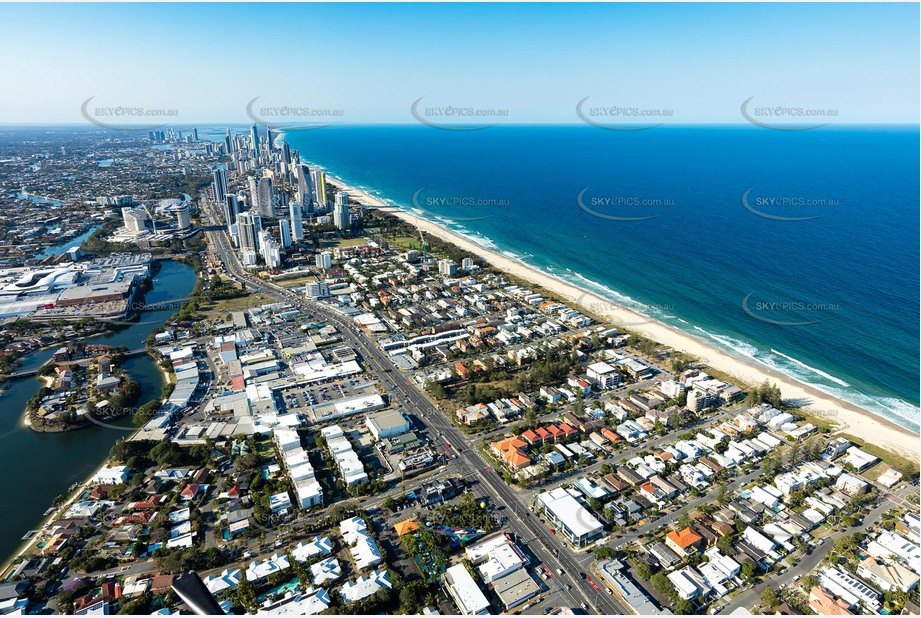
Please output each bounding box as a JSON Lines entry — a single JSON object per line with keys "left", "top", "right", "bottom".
{"left": 325, "top": 174, "right": 920, "bottom": 460}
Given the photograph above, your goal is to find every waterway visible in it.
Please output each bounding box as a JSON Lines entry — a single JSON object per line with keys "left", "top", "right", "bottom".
{"left": 35, "top": 226, "right": 98, "bottom": 260}
{"left": 0, "top": 260, "right": 198, "bottom": 563}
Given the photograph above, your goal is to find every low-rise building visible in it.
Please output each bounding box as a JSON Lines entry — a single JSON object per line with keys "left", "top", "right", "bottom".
{"left": 665, "top": 528, "right": 703, "bottom": 556}
{"left": 535, "top": 487, "right": 604, "bottom": 547}
{"left": 809, "top": 586, "right": 853, "bottom": 615}
{"left": 365, "top": 409, "right": 410, "bottom": 440}
{"left": 857, "top": 556, "right": 919, "bottom": 593}
{"left": 444, "top": 564, "right": 490, "bottom": 615}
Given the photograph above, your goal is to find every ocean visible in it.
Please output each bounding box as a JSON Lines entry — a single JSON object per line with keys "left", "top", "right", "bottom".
{"left": 280, "top": 125, "right": 919, "bottom": 433}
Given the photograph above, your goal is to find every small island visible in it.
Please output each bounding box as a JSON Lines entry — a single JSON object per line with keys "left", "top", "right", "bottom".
{"left": 25, "top": 345, "right": 141, "bottom": 432}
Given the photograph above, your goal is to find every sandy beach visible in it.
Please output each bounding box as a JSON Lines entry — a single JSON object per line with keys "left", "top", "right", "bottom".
{"left": 328, "top": 176, "right": 920, "bottom": 460}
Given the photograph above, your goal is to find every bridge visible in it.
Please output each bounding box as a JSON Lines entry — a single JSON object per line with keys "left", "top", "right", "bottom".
{"left": 137, "top": 297, "right": 191, "bottom": 311}
{"left": 4, "top": 348, "right": 150, "bottom": 380}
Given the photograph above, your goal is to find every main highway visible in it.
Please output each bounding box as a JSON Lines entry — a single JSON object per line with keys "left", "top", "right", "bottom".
{"left": 200, "top": 202, "right": 629, "bottom": 614}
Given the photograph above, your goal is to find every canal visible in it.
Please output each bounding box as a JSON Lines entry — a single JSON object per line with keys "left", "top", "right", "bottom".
{"left": 0, "top": 260, "right": 198, "bottom": 563}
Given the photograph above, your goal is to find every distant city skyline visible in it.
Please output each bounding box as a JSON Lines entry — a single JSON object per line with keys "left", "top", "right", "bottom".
{"left": 0, "top": 2, "right": 918, "bottom": 125}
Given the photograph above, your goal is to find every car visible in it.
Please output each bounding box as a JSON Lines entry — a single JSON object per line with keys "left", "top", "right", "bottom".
{"left": 557, "top": 568, "right": 564, "bottom": 576}
{"left": 565, "top": 584, "right": 571, "bottom": 590}
{"left": 580, "top": 603, "right": 588, "bottom": 611}
{"left": 792, "top": 574, "right": 802, "bottom": 582}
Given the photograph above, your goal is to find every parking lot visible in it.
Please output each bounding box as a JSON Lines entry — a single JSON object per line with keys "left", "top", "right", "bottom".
{"left": 276, "top": 373, "right": 377, "bottom": 413}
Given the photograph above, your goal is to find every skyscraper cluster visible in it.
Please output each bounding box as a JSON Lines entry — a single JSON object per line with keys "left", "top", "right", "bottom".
{"left": 209, "top": 125, "right": 361, "bottom": 271}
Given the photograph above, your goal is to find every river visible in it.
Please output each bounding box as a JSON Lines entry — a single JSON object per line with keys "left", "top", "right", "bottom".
{"left": 0, "top": 260, "right": 198, "bottom": 563}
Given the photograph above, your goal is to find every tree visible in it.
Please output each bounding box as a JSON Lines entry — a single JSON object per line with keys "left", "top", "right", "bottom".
{"left": 741, "top": 559, "right": 757, "bottom": 578}
{"left": 235, "top": 575, "right": 257, "bottom": 611}
{"left": 789, "top": 441, "right": 801, "bottom": 465}
{"left": 717, "top": 534, "right": 734, "bottom": 556}
{"left": 762, "top": 452, "right": 783, "bottom": 479}
{"left": 593, "top": 546, "right": 617, "bottom": 560}
{"left": 760, "top": 586, "right": 778, "bottom": 608}
{"left": 677, "top": 600, "right": 695, "bottom": 614}
{"left": 133, "top": 400, "right": 161, "bottom": 427}
{"left": 650, "top": 572, "right": 676, "bottom": 600}
{"left": 636, "top": 563, "right": 653, "bottom": 581}
{"left": 801, "top": 575, "right": 820, "bottom": 591}
{"left": 674, "top": 510, "right": 691, "bottom": 531}
{"left": 150, "top": 441, "right": 185, "bottom": 467}
{"left": 670, "top": 352, "right": 692, "bottom": 373}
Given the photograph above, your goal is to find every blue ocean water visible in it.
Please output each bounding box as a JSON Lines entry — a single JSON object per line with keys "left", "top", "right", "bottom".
{"left": 282, "top": 125, "right": 920, "bottom": 432}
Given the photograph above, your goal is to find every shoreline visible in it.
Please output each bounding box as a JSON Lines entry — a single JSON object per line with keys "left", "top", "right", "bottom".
{"left": 322, "top": 173, "right": 920, "bottom": 460}
{"left": 1, "top": 261, "right": 195, "bottom": 571}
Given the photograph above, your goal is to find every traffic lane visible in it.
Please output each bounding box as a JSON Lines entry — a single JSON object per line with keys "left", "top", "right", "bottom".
{"left": 206, "top": 216, "right": 621, "bottom": 612}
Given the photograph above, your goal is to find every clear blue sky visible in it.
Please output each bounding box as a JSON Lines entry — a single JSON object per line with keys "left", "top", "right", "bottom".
{"left": 1, "top": 2, "right": 917, "bottom": 124}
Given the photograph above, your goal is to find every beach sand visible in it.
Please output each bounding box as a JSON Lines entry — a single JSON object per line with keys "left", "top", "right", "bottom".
{"left": 328, "top": 176, "right": 920, "bottom": 460}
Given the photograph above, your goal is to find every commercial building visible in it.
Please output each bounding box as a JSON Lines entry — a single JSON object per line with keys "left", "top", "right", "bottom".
{"left": 365, "top": 410, "right": 411, "bottom": 440}
{"left": 443, "top": 564, "right": 490, "bottom": 615}
{"left": 175, "top": 204, "right": 191, "bottom": 230}
{"left": 464, "top": 532, "right": 530, "bottom": 584}
{"left": 122, "top": 207, "right": 149, "bottom": 233}
{"left": 491, "top": 568, "right": 540, "bottom": 611}
{"left": 595, "top": 559, "right": 669, "bottom": 615}
{"left": 535, "top": 487, "right": 604, "bottom": 547}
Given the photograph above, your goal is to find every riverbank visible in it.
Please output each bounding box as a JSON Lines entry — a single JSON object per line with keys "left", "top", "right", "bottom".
{"left": 327, "top": 175, "right": 920, "bottom": 460}
{"left": 0, "top": 260, "right": 198, "bottom": 565}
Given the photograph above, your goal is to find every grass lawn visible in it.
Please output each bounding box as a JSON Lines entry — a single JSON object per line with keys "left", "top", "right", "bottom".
{"left": 388, "top": 235, "right": 425, "bottom": 252}
{"left": 861, "top": 463, "right": 893, "bottom": 482}
{"left": 334, "top": 237, "right": 368, "bottom": 248}
{"left": 278, "top": 277, "right": 317, "bottom": 288}
{"left": 200, "top": 293, "right": 273, "bottom": 319}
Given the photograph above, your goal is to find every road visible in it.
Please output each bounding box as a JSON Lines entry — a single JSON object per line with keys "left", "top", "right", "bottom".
{"left": 201, "top": 200, "right": 628, "bottom": 613}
